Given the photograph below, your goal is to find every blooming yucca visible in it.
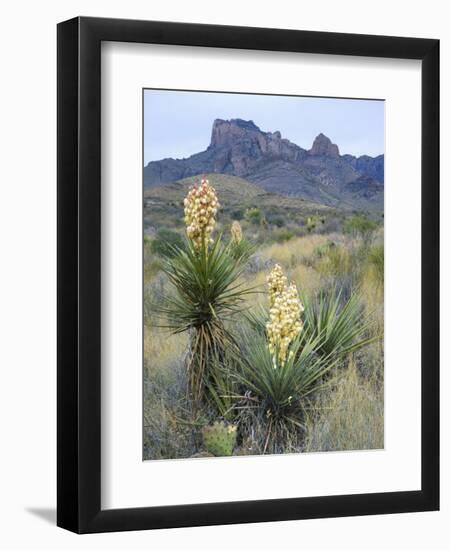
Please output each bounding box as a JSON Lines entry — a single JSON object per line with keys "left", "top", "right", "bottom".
{"left": 266, "top": 265, "right": 304, "bottom": 367}
{"left": 231, "top": 220, "right": 242, "bottom": 244}
{"left": 160, "top": 178, "right": 254, "bottom": 406}
{"left": 266, "top": 263, "right": 288, "bottom": 307}
{"left": 183, "top": 178, "right": 219, "bottom": 249}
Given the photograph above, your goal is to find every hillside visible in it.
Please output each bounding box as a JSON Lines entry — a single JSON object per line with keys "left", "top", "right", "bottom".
{"left": 144, "top": 119, "right": 384, "bottom": 212}
{"left": 144, "top": 174, "right": 345, "bottom": 235}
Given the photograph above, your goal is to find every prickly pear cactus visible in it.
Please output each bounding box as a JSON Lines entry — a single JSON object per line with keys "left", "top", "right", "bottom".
{"left": 202, "top": 421, "right": 237, "bottom": 457}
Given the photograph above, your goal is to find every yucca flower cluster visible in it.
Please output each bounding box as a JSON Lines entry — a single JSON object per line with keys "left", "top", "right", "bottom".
{"left": 183, "top": 178, "right": 220, "bottom": 248}
{"left": 267, "top": 263, "right": 288, "bottom": 307}
{"left": 231, "top": 220, "right": 243, "bottom": 244}
{"left": 266, "top": 265, "right": 304, "bottom": 367}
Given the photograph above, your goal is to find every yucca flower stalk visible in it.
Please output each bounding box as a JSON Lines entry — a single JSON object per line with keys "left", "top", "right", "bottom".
{"left": 228, "top": 220, "right": 254, "bottom": 262}
{"left": 184, "top": 178, "right": 219, "bottom": 249}
{"left": 158, "top": 178, "right": 255, "bottom": 407}
{"left": 231, "top": 220, "right": 242, "bottom": 244}
{"left": 265, "top": 264, "right": 304, "bottom": 368}
{"left": 266, "top": 263, "right": 288, "bottom": 307}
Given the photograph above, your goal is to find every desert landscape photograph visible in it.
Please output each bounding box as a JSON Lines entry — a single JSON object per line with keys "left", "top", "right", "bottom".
{"left": 142, "top": 89, "right": 384, "bottom": 460}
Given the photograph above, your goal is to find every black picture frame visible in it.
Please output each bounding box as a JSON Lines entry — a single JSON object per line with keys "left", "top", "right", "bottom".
{"left": 57, "top": 16, "right": 439, "bottom": 534}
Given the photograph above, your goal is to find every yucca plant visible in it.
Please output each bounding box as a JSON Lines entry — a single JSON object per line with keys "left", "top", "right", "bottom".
{"left": 224, "top": 264, "right": 336, "bottom": 453}
{"left": 156, "top": 179, "right": 255, "bottom": 407}
{"left": 232, "top": 328, "right": 337, "bottom": 453}
{"left": 302, "top": 289, "right": 378, "bottom": 358}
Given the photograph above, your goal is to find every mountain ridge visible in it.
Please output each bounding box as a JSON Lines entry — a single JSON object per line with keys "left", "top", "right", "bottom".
{"left": 144, "top": 118, "right": 384, "bottom": 211}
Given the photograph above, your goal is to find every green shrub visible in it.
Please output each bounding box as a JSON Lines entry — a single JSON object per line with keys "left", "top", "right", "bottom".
{"left": 313, "top": 241, "right": 335, "bottom": 258}
{"left": 343, "top": 215, "right": 377, "bottom": 237}
{"left": 271, "top": 216, "right": 285, "bottom": 228}
{"left": 274, "top": 229, "right": 295, "bottom": 243}
{"left": 230, "top": 207, "right": 245, "bottom": 220}
{"left": 244, "top": 207, "right": 263, "bottom": 225}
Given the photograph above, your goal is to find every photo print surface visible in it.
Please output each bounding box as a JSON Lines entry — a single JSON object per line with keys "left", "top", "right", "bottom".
{"left": 143, "top": 89, "right": 384, "bottom": 460}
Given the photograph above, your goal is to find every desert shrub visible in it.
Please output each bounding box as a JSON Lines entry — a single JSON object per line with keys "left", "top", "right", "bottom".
{"left": 150, "top": 228, "right": 185, "bottom": 258}
{"left": 230, "top": 207, "right": 245, "bottom": 220}
{"left": 270, "top": 216, "right": 286, "bottom": 228}
{"left": 274, "top": 229, "right": 295, "bottom": 243}
{"left": 343, "top": 215, "right": 377, "bottom": 238}
{"left": 313, "top": 241, "right": 335, "bottom": 259}
{"left": 244, "top": 207, "right": 263, "bottom": 225}
{"left": 305, "top": 215, "right": 325, "bottom": 233}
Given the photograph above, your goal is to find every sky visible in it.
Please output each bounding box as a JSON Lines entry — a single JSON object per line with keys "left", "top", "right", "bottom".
{"left": 143, "top": 89, "right": 384, "bottom": 165}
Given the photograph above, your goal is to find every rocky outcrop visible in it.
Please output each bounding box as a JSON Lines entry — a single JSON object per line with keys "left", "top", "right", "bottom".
{"left": 342, "top": 153, "right": 385, "bottom": 184}
{"left": 144, "top": 118, "right": 384, "bottom": 211}
{"left": 309, "top": 133, "right": 340, "bottom": 158}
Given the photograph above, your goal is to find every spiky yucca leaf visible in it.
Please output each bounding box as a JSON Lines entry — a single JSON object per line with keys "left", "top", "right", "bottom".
{"left": 302, "top": 290, "right": 378, "bottom": 357}
{"left": 235, "top": 329, "right": 336, "bottom": 410}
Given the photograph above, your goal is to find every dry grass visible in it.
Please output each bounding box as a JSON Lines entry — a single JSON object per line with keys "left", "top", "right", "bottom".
{"left": 304, "top": 356, "right": 384, "bottom": 452}
{"left": 263, "top": 234, "right": 332, "bottom": 266}
{"left": 289, "top": 264, "right": 323, "bottom": 298}
{"left": 144, "top": 327, "right": 188, "bottom": 377}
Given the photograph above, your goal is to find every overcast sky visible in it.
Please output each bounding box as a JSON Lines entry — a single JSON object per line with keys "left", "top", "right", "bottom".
{"left": 143, "top": 89, "right": 384, "bottom": 165}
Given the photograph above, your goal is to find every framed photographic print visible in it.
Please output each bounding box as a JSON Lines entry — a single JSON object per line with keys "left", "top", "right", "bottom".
{"left": 57, "top": 17, "right": 439, "bottom": 533}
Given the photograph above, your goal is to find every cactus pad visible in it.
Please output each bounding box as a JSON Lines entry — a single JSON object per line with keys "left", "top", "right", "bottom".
{"left": 202, "top": 421, "right": 237, "bottom": 457}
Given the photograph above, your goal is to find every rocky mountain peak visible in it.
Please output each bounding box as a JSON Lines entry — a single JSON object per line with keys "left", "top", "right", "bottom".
{"left": 210, "top": 118, "right": 261, "bottom": 147}
{"left": 309, "top": 133, "right": 340, "bottom": 158}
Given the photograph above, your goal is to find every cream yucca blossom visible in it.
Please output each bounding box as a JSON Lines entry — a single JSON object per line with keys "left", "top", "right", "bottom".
{"left": 266, "top": 263, "right": 288, "bottom": 307}
{"left": 231, "top": 220, "right": 243, "bottom": 244}
{"left": 183, "top": 178, "right": 220, "bottom": 248}
{"left": 266, "top": 265, "right": 304, "bottom": 367}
